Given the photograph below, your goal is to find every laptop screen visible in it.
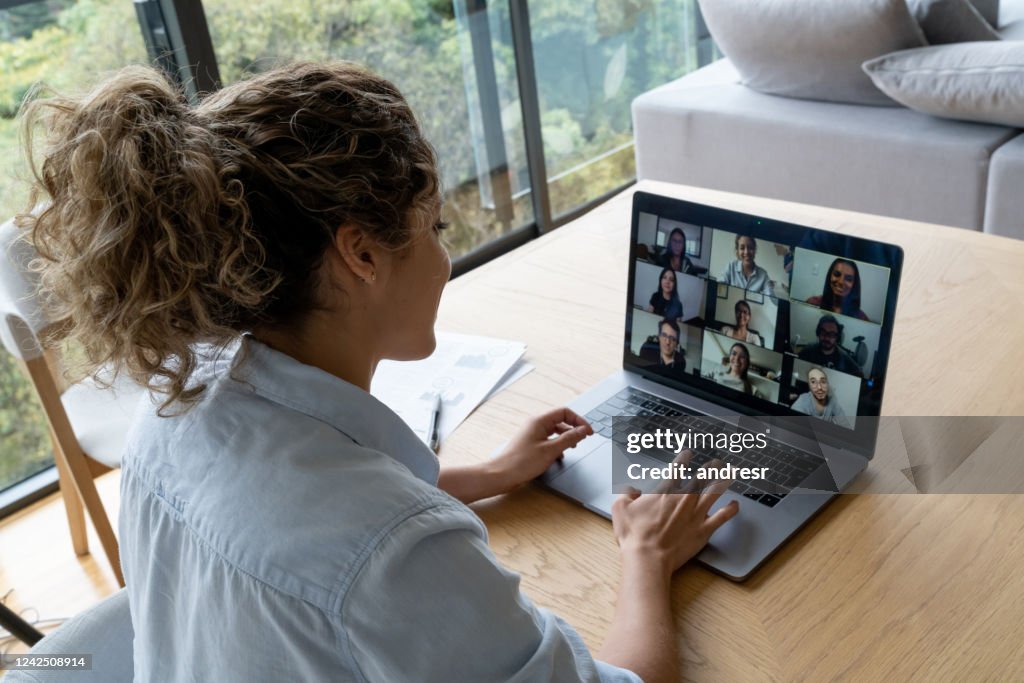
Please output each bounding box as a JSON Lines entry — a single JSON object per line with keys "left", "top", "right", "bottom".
{"left": 624, "top": 192, "right": 903, "bottom": 452}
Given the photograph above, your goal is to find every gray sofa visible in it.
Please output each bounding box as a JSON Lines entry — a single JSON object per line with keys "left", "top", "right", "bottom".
{"left": 632, "top": 1, "right": 1024, "bottom": 239}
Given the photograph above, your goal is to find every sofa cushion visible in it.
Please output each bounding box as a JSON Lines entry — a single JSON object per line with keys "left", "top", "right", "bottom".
{"left": 863, "top": 43, "right": 1024, "bottom": 128}
{"left": 984, "top": 134, "right": 1024, "bottom": 239}
{"left": 632, "top": 59, "right": 1019, "bottom": 231}
{"left": 908, "top": 0, "right": 1001, "bottom": 43}
{"left": 696, "top": 0, "right": 925, "bottom": 106}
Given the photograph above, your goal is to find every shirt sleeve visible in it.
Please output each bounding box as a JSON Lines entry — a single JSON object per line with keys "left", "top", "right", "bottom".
{"left": 758, "top": 268, "right": 775, "bottom": 297}
{"left": 339, "top": 502, "right": 642, "bottom": 683}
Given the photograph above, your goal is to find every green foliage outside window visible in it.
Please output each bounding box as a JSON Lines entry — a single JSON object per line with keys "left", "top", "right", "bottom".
{"left": 0, "top": 353, "right": 51, "bottom": 489}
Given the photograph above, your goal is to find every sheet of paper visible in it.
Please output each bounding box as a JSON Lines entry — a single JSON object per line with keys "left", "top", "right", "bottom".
{"left": 484, "top": 359, "right": 534, "bottom": 402}
{"left": 371, "top": 333, "right": 527, "bottom": 445}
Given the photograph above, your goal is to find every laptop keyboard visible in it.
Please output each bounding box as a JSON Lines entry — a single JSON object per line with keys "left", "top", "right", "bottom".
{"left": 583, "top": 387, "right": 826, "bottom": 508}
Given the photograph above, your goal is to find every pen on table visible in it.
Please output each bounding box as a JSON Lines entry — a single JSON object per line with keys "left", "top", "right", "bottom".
{"left": 428, "top": 393, "right": 443, "bottom": 453}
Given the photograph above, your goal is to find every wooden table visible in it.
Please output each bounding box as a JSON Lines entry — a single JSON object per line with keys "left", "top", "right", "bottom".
{"left": 437, "top": 180, "right": 1024, "bottom": 681}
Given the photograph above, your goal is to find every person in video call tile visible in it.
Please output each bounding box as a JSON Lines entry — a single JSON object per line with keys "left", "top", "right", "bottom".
{"left": 646, "top": 266, "right": 683, "bottom": 320}
{"left": 720, "top": 299, "right": 762, "bottom": 347}
{"left": 713, "top": 342, "right": 764, "bottom": 399}
{"left": 719, "top": 234, "right": 775, "bottom": 296}
{"left": 806, "top": 257, "right": 870, "bottom": 321}
{"left": 798, "top": 314, "right": 863, "bottom": 377}
{"left": 640, "top": 318, "right": 687, "bottom": 378}
{"left": 791, "top": 367, "right": 849, "bottom": 426}
{"left": 658, "top": 227, "right": 694, "bottom": 274}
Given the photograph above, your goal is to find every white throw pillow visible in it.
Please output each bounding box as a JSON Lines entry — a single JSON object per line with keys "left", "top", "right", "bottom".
{"left": 863, "top": 43, "right": 1024, "bottom": 128}
{"left": 697, "top": 0, "right": 927, "bottom": 106}
{"left": 907, "top": 0, "right": 1001, "bottom": 43}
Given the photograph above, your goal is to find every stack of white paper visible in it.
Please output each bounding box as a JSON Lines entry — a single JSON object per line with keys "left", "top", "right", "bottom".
{"left": 371, "top": 332, "right": 532, "bottom": 446}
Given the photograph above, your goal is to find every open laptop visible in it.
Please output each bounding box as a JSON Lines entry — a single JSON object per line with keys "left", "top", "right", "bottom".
{"left": 542, "top": 191, "right": 904, "bottom": 580}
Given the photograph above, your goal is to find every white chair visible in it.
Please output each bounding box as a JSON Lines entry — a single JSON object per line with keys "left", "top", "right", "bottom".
{"left": 0, "top": 217, "right": 146, "bottom": 586}
{"left": 5, "top": 589, "right": 134, "bottom": 683}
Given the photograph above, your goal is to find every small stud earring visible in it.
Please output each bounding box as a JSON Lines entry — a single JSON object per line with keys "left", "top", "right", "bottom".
{"left": 370, "top": 272, "right": 376, "bottom": 282}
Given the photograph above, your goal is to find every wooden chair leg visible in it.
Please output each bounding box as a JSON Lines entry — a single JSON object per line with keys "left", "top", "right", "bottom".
{"left": 86, "top": 457, "right": 113, "bottom": 478}
{"left": 42, "top": 353, "right": 88, "bottom": 556}
{"left": 71, "top": 460, "right": 125, "bottom": 587}
{"left": 52, "top": 431, "right": 89, "bottom": 556}
{"left": 24, "top": 355, "right": 125, "bottom": 588}
{"left": 53, "top": 442, "right": 125, "bottom": 586}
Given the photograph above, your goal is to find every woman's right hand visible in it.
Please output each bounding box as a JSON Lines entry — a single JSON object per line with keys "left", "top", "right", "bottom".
{"left": 598, "top": 453, "right": 739, "bottom": 681}
{"left": 610, "top": 452, "right": 738, "bottom": 577}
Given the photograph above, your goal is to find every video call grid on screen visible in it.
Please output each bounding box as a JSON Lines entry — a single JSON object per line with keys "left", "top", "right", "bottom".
{"left": 625, "top": 196, "right": 903, "bottom": 435}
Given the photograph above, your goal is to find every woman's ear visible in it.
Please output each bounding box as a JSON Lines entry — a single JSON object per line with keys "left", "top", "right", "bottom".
{"left": 331, "top": 224, "right": 384, "bottom": 284}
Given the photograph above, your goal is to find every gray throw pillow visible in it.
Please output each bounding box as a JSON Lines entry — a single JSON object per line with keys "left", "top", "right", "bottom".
{"left": 907, "top": 0, "right": 1001, "bottom": 43}
{"left": 969, "top": 0, "right": 1000, "bottom": 27}
{"left": 863, "top": 43, "right": 1024, "bottom": 127}
{"left": 697, "top": 0, "right": 927, "bottom": 106}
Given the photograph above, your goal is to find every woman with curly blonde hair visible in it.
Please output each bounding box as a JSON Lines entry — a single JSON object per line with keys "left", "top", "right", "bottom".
{"left": 19, "top": 62, "right": 736, "bottom": 683}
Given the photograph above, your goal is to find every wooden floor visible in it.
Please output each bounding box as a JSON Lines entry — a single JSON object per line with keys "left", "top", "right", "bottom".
{"left": 0, "top": 471, "right": 121, "bottom": 656}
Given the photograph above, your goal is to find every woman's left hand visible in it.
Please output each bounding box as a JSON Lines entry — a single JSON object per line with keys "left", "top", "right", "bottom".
{"left": 437, "top": 407, "right": 593, "bottom": 504}
{"left": 490, "top": 407, "right": 593, "bottom": 491}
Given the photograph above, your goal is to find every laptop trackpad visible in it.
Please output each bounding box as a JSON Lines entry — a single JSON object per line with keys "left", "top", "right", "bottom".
{"left": 540, "top": 435, "right": 605, "bottom": 484}
{"left": 549, "top": 442, "right": 614, "bottom": 513}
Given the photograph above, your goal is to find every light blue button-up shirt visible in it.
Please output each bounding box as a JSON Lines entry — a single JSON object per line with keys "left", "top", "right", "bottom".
{"left": 719, "top": 260, "right": 775, "bottom": 297}
{"left": 119, "top": 337, "right": 642, "bottom": 682}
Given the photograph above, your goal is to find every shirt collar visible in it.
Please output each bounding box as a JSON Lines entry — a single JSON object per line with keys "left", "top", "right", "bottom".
{"left": 229, "top": 336, "right": 440, "bottom": 484}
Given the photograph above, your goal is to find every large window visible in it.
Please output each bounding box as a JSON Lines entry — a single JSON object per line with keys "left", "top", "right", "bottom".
{"left": 523, "top": 0, "right": 701, "bottom": 218}
{"left": 200, "top": 1, "right": 707, "bottom": 257}
{"left": 0, "top": 0, "right": 712, "bottom": 511}
{"left": 0, "top": 0, "right": 146, "bottom": 497}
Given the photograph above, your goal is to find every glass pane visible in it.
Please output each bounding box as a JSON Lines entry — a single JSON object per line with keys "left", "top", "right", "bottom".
{"left": 525, "top": 0, "right": 705, "bottom": 218}
{"left": 203, "top": 0, "right": 533, "bottom": 259}
{"left": 0, "top": 0, "right": 147, "bottom": 493}
{"left": 0, "top": 354, "right": 52, "bottom": 490}
{"left": 0, "top": 0, "right": 147, "bottom": 218}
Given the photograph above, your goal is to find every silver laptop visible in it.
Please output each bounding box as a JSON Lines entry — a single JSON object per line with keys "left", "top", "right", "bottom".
{"left": 543, "top": 192, "right": 904, "bottom": 580}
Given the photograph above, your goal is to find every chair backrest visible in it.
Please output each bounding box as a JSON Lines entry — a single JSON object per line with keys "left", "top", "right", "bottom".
{"left": 4, "top": 590, "right": 134, "bottom": 683}
{"left": 0, "top": 216, "right": 50, "bottom": 361}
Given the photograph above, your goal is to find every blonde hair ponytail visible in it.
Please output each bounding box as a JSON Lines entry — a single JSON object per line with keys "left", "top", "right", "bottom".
{"left": 19, "top": 62, "right": 439, "bottom": 411}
